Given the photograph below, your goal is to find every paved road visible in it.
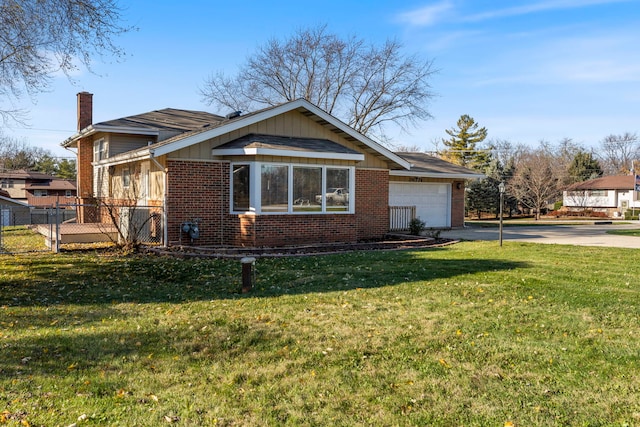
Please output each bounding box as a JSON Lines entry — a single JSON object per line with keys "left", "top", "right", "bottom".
{"left": 439, "top": 222, "right": 640, "bottom": 249}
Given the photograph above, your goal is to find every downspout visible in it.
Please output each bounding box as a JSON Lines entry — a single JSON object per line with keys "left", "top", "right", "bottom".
{"left": 149, "top": 150, "right": 169, "bottom": 247}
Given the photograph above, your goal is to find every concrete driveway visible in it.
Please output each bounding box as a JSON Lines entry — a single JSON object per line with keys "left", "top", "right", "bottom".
{"left": 439, "top": 222, "right": 640, "bottom": 249}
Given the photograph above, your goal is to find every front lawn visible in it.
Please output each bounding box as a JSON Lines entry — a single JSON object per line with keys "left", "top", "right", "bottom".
{"left": 1, "top": 242, "right": 639, "bottom": 426}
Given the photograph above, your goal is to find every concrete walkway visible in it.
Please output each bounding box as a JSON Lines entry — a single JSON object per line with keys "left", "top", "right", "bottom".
{"left": 439, "top": 222, "right": 640, "bottom": 249}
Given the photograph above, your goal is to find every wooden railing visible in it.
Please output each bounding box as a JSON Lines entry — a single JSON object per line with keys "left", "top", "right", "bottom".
{"left": 389, "top": 206, "right": 416, "bottom": 231}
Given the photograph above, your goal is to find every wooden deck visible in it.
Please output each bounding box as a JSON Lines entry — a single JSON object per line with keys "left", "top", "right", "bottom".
{"left": 35, "top": 223, "right": 118, "bottom": 247}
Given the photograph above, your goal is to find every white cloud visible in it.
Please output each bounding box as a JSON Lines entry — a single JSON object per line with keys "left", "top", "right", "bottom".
{"left": 396, "top": 1, "right": 454, "bottom": 26}
{"left": 462, "top": 0, "right": 633, "bottom": 22}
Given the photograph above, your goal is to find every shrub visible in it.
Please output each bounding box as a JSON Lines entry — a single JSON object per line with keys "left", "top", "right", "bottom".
{"left": 409, "top": 217, "right": 426, "bottom": 235}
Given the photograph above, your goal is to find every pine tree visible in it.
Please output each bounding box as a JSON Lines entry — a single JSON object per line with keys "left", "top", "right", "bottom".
{"left": 568, "top": 151, "right": 603, "bottom": 183}
{"left": 440, "top": 115, "right": 489, "bottom": 170}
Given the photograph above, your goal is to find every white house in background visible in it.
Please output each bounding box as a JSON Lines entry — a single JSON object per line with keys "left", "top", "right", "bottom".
{"left": 563, "top": 175, "right": 640, "bottom": 217}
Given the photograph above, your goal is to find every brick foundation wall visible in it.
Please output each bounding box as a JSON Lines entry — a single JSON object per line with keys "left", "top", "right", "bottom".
{"left": 355, "top": 169, "right": 389, "bottom": 240}
{"left": 239, "top": 214, "right": 357, "bottom": 247}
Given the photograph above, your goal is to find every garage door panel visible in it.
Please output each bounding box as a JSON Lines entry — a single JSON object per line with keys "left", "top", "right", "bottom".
{"left": 389, "top": 182, "right": 451, "bottom": 228}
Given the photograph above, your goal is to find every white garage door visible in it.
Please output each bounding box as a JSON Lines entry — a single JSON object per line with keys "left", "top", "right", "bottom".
{"left": 389, "top": 182, "right": 451, "bottom": 228}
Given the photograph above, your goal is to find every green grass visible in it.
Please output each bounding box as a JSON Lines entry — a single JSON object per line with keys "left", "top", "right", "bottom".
{"left": 607, "top": 229, "right": 640, "bottom": 237}
{"left": 1, "top": 243, "right": 639, "bottom": 426}
{"left": 0, "top": 226, "right": 49, "bottom": 253}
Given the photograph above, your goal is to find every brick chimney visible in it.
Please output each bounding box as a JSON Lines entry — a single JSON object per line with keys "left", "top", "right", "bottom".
{"left": 77, "top": 91, "right": 93, "bottom": 131}
{"left": 76, "top": 92, "right": 95, "bottom": 217}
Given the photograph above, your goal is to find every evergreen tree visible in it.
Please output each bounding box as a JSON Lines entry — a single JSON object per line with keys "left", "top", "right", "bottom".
{"left": 56, "top": 159, "right": 77, "bottom": 180}
{"left": 440, "top": 115, "right": 489, "bottom": 170}
{"left": 568, "top": 151, "right": 603, "bottom": 183}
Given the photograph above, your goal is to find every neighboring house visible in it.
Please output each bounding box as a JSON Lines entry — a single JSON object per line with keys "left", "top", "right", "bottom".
{"left": 25, "top": 179, "right": 77, "bottom": 207}
{"left": 61, "top": 92, "right": 482, "bottom": 247}
{"left": 563, "top": 175, "right": 640, "bottom": 217}
{"left": 0, "top": 169, "right": 77, "bottom": 206}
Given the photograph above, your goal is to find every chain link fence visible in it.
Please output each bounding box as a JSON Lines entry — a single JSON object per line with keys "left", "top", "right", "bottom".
{"left": 0, "top": 202, "right": 164, "bottom": 254}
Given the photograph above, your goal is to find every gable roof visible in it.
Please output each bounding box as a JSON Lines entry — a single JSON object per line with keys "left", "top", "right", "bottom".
{"left": 392, "top": 152, "right": 485, "bottom": 179}
{"left": 565, "top": 175, "right": 635, "bottom": 191}
{"left": 75, "top": 99, "right": 411, "bottom": 170}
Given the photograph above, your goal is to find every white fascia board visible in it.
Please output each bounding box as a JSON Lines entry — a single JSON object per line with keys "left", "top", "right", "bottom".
{"left": 390, "top": 170, "right": 485, "bottom": 180}
{"left": 94, "top": 148, "right": 152, "bottom": 167}
{"left": 62, "top": 125, "right": 160, "bottom": 147}
{"left": 151, "top": 99, "right": 411, "bottom": 169}
{"left": 212, "top": 147, "right": 365, "bottom": 162}
{"left": 151, "top": 103, "right": 312, "bottom": 157}
{"left": 296, "top": 101, "right": 412, "bottom": 170}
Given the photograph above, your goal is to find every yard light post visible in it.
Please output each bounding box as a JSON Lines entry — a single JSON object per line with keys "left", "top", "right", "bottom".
{"left": 498, "top": 182, "right": 505, "bottom": 247}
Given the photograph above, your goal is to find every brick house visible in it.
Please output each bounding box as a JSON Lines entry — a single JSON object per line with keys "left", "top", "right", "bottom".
{"left": 62, "top": 92, "right": 481, "bottom": 247}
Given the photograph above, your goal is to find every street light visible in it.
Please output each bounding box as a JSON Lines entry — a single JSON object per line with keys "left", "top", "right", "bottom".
{"left": 498, "top": 182, "right": 505, "bottom": 247}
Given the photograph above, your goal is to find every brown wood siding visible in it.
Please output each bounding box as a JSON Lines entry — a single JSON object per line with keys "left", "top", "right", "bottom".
{"left": 169, "top": 110, "right": 388, "bottom": 168}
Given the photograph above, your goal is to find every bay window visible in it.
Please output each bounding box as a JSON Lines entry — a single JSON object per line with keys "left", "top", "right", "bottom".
{"left": 231, "top": 162, "right": 353, "bottom": 214}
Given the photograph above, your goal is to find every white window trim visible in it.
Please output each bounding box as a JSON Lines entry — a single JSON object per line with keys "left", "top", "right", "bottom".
{"left": 230, "top": 161, "right": 354, "bottom": 215}
{"left": 94, "top": 138, "right": 107, "bottom": 162}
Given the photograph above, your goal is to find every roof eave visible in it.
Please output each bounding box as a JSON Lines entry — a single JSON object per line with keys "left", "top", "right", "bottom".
{"left": 390, "top": 170, "right": 485, "bottom": 179}
{"left": 94, "top": 148, "right": 152, "bottom": 167}
{"left": 61, "top": 125, "right": 161, "bottom": 148}
{"left": 212, "top": 147, "right": 365, "bottom": 162}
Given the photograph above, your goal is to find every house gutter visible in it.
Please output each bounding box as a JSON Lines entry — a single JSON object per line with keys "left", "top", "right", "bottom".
{"left": 149, "top": 150, "right": 169, "bottom": 248}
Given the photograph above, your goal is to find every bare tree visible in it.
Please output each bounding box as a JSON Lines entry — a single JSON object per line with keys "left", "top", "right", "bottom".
{"left": 0, "top": 131, "right": 50, "bottom": 170}
{"left": 201, "top": 25, "right": 436, "bottom": 142}
{"left": 509, "top": 145, "right": 562, "bottom": 220}
{"left": 599, "top": 132, "right": 639, "bottom": 175}
{"left": 0, "top": 0, "right": 132, "bottom": 122}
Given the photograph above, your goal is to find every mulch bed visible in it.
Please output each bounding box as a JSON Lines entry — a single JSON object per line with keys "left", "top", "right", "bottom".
{"left": 145, "top": 234, "right": 458, "bottom": 259}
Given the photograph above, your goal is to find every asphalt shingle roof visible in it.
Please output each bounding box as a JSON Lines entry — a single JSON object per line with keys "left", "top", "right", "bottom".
{"left": 395, "top": 152, "right": 483, "bottom": 176}
{"left": 566, "top": 175, "right": 635, "bottom": 191}
{"left": 217, "top": 133, "right": 362, "bottom": 155}
{"left": 97, "top": 108, "right": 226, "bottom": 132}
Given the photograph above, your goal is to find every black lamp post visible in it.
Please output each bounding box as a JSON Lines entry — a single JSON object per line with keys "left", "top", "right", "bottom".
{"left": 498, "top": 182, "right": 505, "bottom": 247}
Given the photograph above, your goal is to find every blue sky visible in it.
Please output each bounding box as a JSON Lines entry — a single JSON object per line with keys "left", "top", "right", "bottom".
{"left": 4, "top": 0, "right": 639, "bottom": 158}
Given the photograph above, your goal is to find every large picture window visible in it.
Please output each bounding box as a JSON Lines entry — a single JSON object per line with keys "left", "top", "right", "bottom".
{"left": 231, "top": 162, "right": 353, "bottom": 214}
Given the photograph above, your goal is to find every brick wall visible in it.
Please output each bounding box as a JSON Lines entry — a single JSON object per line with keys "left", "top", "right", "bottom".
{"left": 166, "top": 161, "right": 390, "bottom": 247}
{"left": 166, "top": 160, "right": 229, "bottom": 246}
{"left": 451, "top": 180, "right": 465, "bottom": 228}
{"left": 355, "top": 169, "right": 389, "bottom": 240}
{"left": 241, "top": 214, "right": 357, "bottom": 247}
